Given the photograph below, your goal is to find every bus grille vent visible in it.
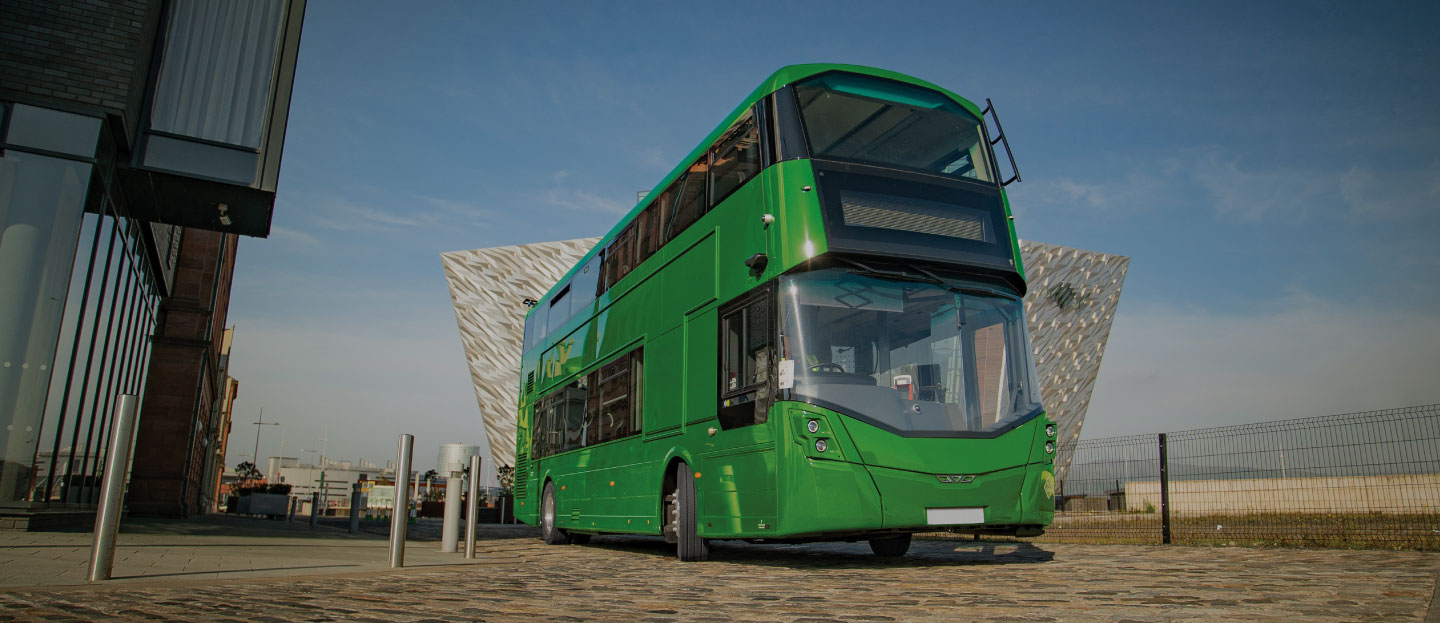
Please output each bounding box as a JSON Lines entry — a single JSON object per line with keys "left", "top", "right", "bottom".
{"left": 840, "top": 190, "right": 991, "bottom": 242}
{"left": 514, "top": 452, "right": 529, "bottom": 499}
{"left": 526, "top": 371, "right": 534, "bottom": 394}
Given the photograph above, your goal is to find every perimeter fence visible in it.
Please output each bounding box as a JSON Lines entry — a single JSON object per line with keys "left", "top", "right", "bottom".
{"left": 1040, "top": 404, "right": 1440, "bottom": 550}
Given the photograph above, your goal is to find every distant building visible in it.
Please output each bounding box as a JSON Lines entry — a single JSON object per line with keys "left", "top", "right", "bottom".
{"left": 199, "top": 328, "right": 238, "bottom": 513}
{"left": 273, "top": 464, "right": 367, "bottom": 512}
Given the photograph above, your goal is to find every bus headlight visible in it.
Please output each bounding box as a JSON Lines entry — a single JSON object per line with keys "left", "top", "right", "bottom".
{"left": 807, "top": 419, "right": 820, "bottom": 434}
{"left": 1044, "top": 441, "right": 1055, "bottom": 454}
{"left": 1045, "top": 424, "right": 1056, "bottom": 438}
{"left": 815, "top": 439, "right": 828, "bottom": 453}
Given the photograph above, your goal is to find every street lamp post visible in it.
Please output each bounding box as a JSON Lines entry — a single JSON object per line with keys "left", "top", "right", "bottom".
{"left": 251, "top": 408, "right": 278, "bottom": 477}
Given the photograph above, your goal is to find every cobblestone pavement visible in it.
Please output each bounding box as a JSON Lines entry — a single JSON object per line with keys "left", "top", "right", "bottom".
{"left": 0, "top": 535, "right": 1436, "bottom": 622}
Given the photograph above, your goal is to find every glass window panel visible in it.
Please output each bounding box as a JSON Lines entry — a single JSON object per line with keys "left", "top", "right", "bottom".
{"left": 0, "top": 151, "right": 93, "bottom": 504}
{"left": 795, "top": 73, "right": 995, "bottom": 183}
{"left": 5, "top": 105, "right": 102, "bottom": 158}
{"left": 647, "top": 187, "right": 673, "bottom": 249}
{"left": 149, "top": 0, "right": 287, "bottom": 148}
{"left": 142, "top": 135, "right": 259, "bottom": 185}
{"left": 560, "top": 381, "right": 587, "bottom": 453}
{"left": 779, "top": 269, "right": 1043, "bottom": 435}
{"left": 710, "top": 111, "right": 761, "bottom": 204}
{"left": 611, "top": 225, "right": 636, "bottom": 286}
{"left": 523, "top": 311, "right": 536, "bottom": 352}
{"left": 571, "top": 255, "right": 600, "bottom": 309}
{"left": 547, "top": 286, "right": 571, "bottom": 332}
{"left": 636, "top": 204, "right": 659, "bottom": 265}
{"left": 596, "top": 355, "right": 632, "bottom": 443}
{"left": 630, "top": 351, "right": 643, "bottom": 433}
{"left": 667, "top": 159, "right": 709, "bottom": 240}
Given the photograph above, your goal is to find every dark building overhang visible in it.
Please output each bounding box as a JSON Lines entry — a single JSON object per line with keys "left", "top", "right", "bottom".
{"left": 123, "top": 0, "right": 306, "bottom": 239}
{"left": 119, "top": 164, "right": 275, "bottom": 237}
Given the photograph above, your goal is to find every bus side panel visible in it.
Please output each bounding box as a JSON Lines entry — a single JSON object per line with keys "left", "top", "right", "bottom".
{"left": 712, "top": 181, "right": 767, "bottom": 298}
{"left": 698, "top": 429, "right": 778, "bottom": 538}
{"left": 660, "top": 233, "right": 716, "bottom": 321}
{"left": 644, "top": 328, "right": 684, "bottom": 438}
{"left": 682, "top": 307, "right": 718, "bottom": 426}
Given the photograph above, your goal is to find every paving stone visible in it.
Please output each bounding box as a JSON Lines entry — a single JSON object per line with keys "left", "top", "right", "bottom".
{"left": 1, "top": 518, "right": 1437, "bottom": 622}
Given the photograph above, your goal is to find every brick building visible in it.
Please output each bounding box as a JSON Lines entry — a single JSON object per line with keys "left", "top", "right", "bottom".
{"left": 0, "top": 0, "right": 306, "bottom": 526}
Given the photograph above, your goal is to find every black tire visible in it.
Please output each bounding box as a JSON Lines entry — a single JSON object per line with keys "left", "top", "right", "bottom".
{"left": 675, "top": 463, "right": 709, "bottom": 562}
{"left": 869, "top": 533, "right": 912, "bottom": 558}
{"left": 541, "top": 482, "right": 571, "bottom": 545}
{"left": 570, "top": 533, "right": 591, "bottom": 545}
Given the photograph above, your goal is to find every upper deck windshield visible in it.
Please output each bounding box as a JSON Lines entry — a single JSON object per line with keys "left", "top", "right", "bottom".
{"left": 795, "top": 73, "right": 996, "bottom": 183}
{"left": 779, "top": 269, "right": 1043, "bottom": 436}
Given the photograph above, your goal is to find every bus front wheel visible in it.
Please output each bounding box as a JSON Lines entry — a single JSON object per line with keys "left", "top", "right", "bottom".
{"left": 541, "top": 482, "right": 572, "bottom": 545}
{"left": 672, "top": 463, "right": 708, "bottom": 562}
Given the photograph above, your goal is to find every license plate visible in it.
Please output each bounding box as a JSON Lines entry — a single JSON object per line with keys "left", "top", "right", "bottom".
{"left": 926, "top": 507, "right": 985, "bottom": 525}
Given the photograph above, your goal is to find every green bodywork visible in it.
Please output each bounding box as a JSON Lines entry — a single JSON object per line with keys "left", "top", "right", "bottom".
{"left": 513, "top": 64, "right": 1052, "bottom": 540}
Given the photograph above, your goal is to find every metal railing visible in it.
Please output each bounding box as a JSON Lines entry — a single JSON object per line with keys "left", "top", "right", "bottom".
{"left": 1044, "top": 404, "right": 1440, "bottom": 550}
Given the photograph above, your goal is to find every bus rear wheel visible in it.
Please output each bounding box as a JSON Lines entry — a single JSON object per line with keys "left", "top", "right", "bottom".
{"left": 541, "top": 482, "right": 572, "bottom": 545}
{"left": 869, "top": 533, "right": 911, "bottom": 558}
{"left": 671, "top": 463, "right": 708, "bottom": 562}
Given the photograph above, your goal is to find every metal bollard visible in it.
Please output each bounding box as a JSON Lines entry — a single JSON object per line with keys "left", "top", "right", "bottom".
{"left": 349, "top": 483, "right": 361, "bottom": 534}
{"left": 88, "top": 394, "right": 140, "bottom": 582}
{"left": 310, "top": 492, "right": 320, "bottom": 527}
{"left": 441, "top": 472, "right": 461, "bottom": 553}
{"left": 288, "top": 496, "right": 297, "bottom": 523}
{"left": 389, "top": 434, "right": 413, "bottom": 568}
{"left": 465, "top": 455, "right": 481, "bottom": 558}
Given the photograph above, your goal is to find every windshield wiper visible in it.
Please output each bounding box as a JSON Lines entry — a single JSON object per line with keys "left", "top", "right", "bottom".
{"left": 836, "top": 257, "right": 945, "bottom": 286}
{"left": 837, "top": 257, "right": 1018, "bottom": 300}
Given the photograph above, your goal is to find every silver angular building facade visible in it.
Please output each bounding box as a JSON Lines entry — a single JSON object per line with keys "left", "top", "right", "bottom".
{"left": 443, "top": 239, "right": 1127, "bottom": 482}
{"left": 441, "top": 239, "right": 599, "bottom": 471}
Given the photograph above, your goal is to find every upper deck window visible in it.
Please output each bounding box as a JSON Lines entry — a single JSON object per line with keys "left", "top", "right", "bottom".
{"left": 795, "top": 73, "right": 995, "bottom": 183}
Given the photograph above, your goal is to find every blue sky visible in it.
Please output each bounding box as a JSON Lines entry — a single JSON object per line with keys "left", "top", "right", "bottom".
{"left": 223, "top": 1, "right": 1440, "bottom": 479}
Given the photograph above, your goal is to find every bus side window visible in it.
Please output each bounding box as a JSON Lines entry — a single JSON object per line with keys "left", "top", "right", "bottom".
{"left": 717, "top": 291, "right": 772, "bottom": 430}
{"left": 547, "top": 284, "right": 571, "bottom": 332}
{"left": 523, "top": 310, "right": 536, "bottom": 352}
{"left": 667, "top": 157, "right": 709, "bottom": 241}
{"left": 571, "top": 255, "right": 600, "bottom": 310}
{"left": 636, "top": 202, "right": 661, "bottom": 265}
{"left": 613, "top": 223, "right": 637, "bottom": 284}
{"left": 710, "top": 109, "right": 760, "bottom": 206}
{"left": 584, "top": 348, "right": 643, "bottom": 446}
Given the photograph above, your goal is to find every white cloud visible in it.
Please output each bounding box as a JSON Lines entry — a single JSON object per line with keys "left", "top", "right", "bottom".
{"left": 1189, "top": 150, "right": 1332, "bottom": 223}
{"left": 1339, "top": 161, "right": 1440, "bottom": 220}
{"left": 635, "top": 146, "right": 670, "bottom": 171}
{"left": 543, "top": 188, "right": 631, "bottom": 216}
{"left": 310, "top": 200, "right": 436, "bottom": 232}
{"left": 1083, "top": 299, "right": 1440, "bottom": 439}
{"left": 1013, "top": 148, "right": 1370, "bottom": 225}
{"left": 268, "top": 225, "right": 322, "bottom": 247}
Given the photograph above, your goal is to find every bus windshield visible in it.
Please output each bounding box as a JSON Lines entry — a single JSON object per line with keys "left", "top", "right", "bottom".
{"left": 795, "top": 73, "right": 995, "bottom": 183}
{"left": 779, "top": 269, "right": 1042, "bottom": 435}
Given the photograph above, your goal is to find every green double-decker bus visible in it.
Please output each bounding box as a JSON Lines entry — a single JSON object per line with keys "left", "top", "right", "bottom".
{"left": 515, "top": 64, "right": 1055, "bottom": 561}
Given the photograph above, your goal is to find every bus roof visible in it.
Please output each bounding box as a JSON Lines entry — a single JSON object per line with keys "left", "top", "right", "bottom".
{"left": 524, "top": 64, "right": 985, "bottom": 318}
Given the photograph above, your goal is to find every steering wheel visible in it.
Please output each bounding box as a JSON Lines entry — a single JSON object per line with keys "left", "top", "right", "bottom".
{"left": 808, "top": 362, "right": 846, "bottom": 374}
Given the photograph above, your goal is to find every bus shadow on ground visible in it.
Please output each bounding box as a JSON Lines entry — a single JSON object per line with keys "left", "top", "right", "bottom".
{"left": 585, "top": 536, "right": 1054, "bottom": 568}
